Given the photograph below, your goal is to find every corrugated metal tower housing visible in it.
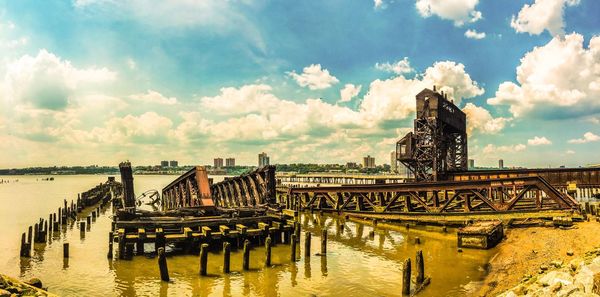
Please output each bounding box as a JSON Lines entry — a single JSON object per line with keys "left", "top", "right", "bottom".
{"left": 396, "top": 87, "right": 467, "bottom": 181}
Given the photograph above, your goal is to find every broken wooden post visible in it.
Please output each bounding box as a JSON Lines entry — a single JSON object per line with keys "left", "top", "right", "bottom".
{"left": 416, "top": 250, "right": 424, "bottom": 284}
{"left": 86, "top": 216, "right": 91, "bottom": 227}
{"left": 402, "top": 258, "right": 411, "bottom": 295}
{"left": 265, "top": 236, "right": 272, "bottom": 266}
{"left": 321, "top": 229, "right": 327, "bottom": 254}
{"left": 63, "top": 243, "right": 69, "bottom": 258}
{"left": 291, "top": 234, "right": 297, "bottom": 262}
{"left": 158, "top": 247, "right": 169, "bottom": 282}
{"left": 33, "top": 223, "right": 38, "bottom": 244}
{"left": 107, "top": 231, "right": 113, "bottom": 259}
{"left": 223, "top": 242, "right": 231, "bottom": 273}
{"left": 80, "top": 222, "right": 86, "bottom": 234}
{"left": 199, "top": 243, "right": 209, "bottom": 276}
{"left": 304, "top": 231, "right": 311, "bottom": 257}
{"left": 27, "top": 226, "right": 32, "bottom": 247}
{"left": 243, "top": 239, "right": 250, "bottom": 270}
{"left": 294, "top": 222, "right": 301, "bottom": 242}
{"left": 20, "top": 233, "right": 29, "bottom": 257}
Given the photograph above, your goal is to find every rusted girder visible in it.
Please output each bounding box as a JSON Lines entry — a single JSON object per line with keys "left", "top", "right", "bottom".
{"left": 211, "top": 165, "right": 277, "bottom": 208}
{"left": 161, "top": 166, "right": 213, "bottom": 211}
{"left": 282, "top": 176, "right": 578, "bottom": 215}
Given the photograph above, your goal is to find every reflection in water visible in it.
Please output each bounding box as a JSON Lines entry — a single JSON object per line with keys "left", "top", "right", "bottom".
{"left": 1, "top": 175, "right": 496, "bottom": 296}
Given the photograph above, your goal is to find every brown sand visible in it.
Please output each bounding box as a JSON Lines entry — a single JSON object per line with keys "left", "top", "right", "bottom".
{"left": 478, "top": 220, "right": 600, "bottom": 296}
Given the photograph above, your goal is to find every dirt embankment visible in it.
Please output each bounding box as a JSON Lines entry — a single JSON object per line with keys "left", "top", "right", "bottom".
{"left": 479, "top": 221, "right": 600, "bottom": 296}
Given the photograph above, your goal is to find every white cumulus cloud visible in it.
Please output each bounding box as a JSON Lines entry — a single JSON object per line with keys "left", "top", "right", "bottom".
{"left": 339, "top": 84, "right": 362, "bottom": 103}
{"left": 488, "top": 33, "right": 600, "bottom": 118}
{"left": 129, "top": 90, "right": 177, "bottom": 105}
{"left": 527, "top": 136, "right": 552, "bottom": 145}
{"left": 2, "top": 49, "right": 116, "bottom": 110}
{"left": 375, "top": 57, "right": 414, "bottom": 75}
{"left": 462, "top": 103, "right": 509, "bottom": 135}
{"left": 483, "top": 143, "right": 527, "bottom": 154}
{"left": 464, "top": 29, "right": 486, "bottom": 39}
{"left": 416, "top": 0, "right": 482, "bottom": 26}
{"left": 511, "top": 0, "right": 580, "bottom": 36}
{"left": 287, "top": 64, "right": 339, "bottom": 90}
{"left": 568, "top": 132, "right": 600, "bottom": 144}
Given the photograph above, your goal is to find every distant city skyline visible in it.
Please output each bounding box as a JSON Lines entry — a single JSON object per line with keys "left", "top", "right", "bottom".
{"left": 0, "top": 1, "right": 599, "bottom": 168}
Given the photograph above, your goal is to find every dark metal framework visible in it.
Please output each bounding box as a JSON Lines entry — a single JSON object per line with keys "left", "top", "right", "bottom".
{"left": 211, "top": 165, "right": 277, "bottom": 207}
{"left": 280, "top": 176, "right": 578, "bottom": 219}
{"left": 397, "top": 88, "right": 467, "bottom": 181}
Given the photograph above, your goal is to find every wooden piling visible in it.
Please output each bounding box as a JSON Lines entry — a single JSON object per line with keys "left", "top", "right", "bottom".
{"left": 402, "top": 258, "right": 411, "bottom": 295}
{"left": 415, "top": 237, "right": 421, "bottom": 244}
{"left": 265, "top": 236, "right": 272, "bottom": 266}
{"left": 223, "top": 242, "right": 231, "bottom": 273}
{"left": 27, "top": 226, "right": 32, "bottom": 246}
{"left": 63, "top": 243, "right": 69, "bottom": 258}
{"left": 304, "top": 231, "right": 311, "bottom": 257}
{"left": 86, "top": 216, "right": 91, "bottom": 227}
{"left": 199, "top": 243, "right": 209, "bottom": 276}
{"left": 34, "top": 223, "right": 38, "bottom": 244}
{"left": 20, "top": 233, "right": 29, "bottom": 257}
{"left": 80, "top": 222, "right": 86, "bottom": 233}
{"left": 291, "top": 234, "right": 297, "bottom": 262}
{"left": 107, "top": 231, "right": 113, "bottom": 259}
{"left": 158, "top": 247, "right": 169, "bottom": 282}
{"left": 321, "top": 229, "right": 327, "bottom": 254}
{"left": 294, "top": 222, "right": 301, "bottom": 242}
{"left": 243, "top": 239, "right": 250, "bottom": 270}
{"left": 416, "top": 250, "right": 424, "bottom": 284}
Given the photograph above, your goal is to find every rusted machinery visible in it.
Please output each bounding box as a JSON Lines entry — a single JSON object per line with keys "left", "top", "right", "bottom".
{"left": 396, "top": 87, "right": 467, "bottom": 182}
{"left": 280, "top": 175, "right": 579, "bottom": 224}
{"left": 161, "top": 166, "right": 214, "bottom": 210}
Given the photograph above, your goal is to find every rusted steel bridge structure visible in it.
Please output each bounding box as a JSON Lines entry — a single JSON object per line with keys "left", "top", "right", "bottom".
{"left": 111, "top": 164, "right": 292, "bottom": 259}
{"left": 276, "top": 87, "right": 594, "bottom": 224}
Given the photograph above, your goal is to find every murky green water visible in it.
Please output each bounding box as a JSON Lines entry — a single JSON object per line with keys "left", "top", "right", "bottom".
{"left": 0, "top": 175, "right": 495, "bottom": 296}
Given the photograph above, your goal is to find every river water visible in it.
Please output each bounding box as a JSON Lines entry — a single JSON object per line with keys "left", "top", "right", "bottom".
{"left": 0, "top": 175, "right": 495, "bottom": 296}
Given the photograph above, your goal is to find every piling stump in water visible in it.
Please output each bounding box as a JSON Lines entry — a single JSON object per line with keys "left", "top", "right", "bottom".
{"left": 416, "top": 250, "right": 424, "bottom": 284}
{"left": 304, "top": 231, "right": 311, "bottom": 257}
{"left": 243, "top": 240, "right": 250, "bottom": 270}
{"left": 199, "top": 243, "right": 209, "bottom": 276}
{"left": 402, "top": 258, "right": 411, "bottom": 295}
{"left": 158, "top": 247, "right": 169, "bottom": 282}
{"left": 291, "top": 234, "right": 297, "bottom": 262}
{"left": 223, "top": 242, "right": 231, "bottom": 273}
{"left": 63, "top": 243, "right": 69, "bottom": 258}
{"left": 321, "top": 229, "right": 327, "bottom": 254}
{"left": 265, "top": 237, "right": 272, "bottom": 266}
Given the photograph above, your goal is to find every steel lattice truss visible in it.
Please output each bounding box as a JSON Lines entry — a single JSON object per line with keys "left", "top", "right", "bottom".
{"left": 211, "top": 165, "right": 277, "bottom": 207}
{"left": 280, "top": 176, "right": 578, "bottom": 218}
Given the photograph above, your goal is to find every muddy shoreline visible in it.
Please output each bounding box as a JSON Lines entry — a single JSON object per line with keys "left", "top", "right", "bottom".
{"left": 478, "top": 220, "right": 600, "bottom": 296}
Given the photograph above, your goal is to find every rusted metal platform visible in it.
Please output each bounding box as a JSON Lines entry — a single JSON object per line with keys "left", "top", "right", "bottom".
{"left": 279, "top": 175, "right": 579, "bottom": 225}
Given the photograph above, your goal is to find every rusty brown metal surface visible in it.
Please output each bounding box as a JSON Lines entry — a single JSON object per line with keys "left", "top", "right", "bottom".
{"left": 210, "top": 165, "right": 277, "bottom": 208}
{"left": 281, "top": 176, "right": 578, "bottom": 216}
{"left": 449, "top": 167, "right": 600, "bottom": 188}
{"left": 396, "top": 87, "right": 468, "bottom": 182}
{"left": 161, "top": 166, "right": 214, "bottom": 210}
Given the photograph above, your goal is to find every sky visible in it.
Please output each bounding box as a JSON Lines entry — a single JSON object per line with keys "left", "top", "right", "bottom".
{"left": 0, "top": 0, "right": 599, "bottom": 168}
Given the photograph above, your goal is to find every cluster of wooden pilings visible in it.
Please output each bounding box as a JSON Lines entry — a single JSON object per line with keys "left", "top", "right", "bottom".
{"left": 153, "top": 219, "right": 331, "bottom": 281}
{"left": 401, "top": 250, "right": 429, "bottom": 295}
{"left": 19, "top": 177, "right": 121, "bottom": 258}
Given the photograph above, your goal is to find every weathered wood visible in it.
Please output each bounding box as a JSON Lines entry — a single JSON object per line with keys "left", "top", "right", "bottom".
{"left": 158, "top": 247, "right": 169, "bottom": 282}
{"left": 199, "top": 243, "right": 209, "bottom": 276}
{"left": 265, "top": 236, "right": 272, "bottom": 266}
{"left": 223, "top": 242, "right": 231, "bottom": 273}
{"left": 291, "top": 234, "right": 297, "bottom": 262}
{"left": 321, "top": 229, "right": 327, "bottom": 254}
{"left": 402, "top": 258, "right": 411, "bottom": 295}
{"left": 243, "top": 240, "right": 250, "bottom": 270}
{"left": 63, "top": 243, "right": 69, "bottom": 258}
{"left": 304, "top": 231, "right": 311, "bottom": 257}
{"left": 416, "top": 250, "right": 424, "bottom": 284}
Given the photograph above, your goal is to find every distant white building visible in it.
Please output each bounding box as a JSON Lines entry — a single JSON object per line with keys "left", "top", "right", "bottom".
{"left": 258, "top": 152, "right": 270, "bottom": 167}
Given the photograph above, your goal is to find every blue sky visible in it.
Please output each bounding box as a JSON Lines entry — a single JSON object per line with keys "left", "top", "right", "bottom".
{"left": 0, "top": 0, "right": 599, "bottom": 168}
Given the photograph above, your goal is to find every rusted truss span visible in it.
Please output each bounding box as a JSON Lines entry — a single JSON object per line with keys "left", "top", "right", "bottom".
{"left": 210, "top": 165, "right": 277, "bottom": 208}
{"left": 161, "top": 166, "right": 214, "bottom": 211}
{"left": 281, "top": 176, "right": 578, "bottom": 216}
